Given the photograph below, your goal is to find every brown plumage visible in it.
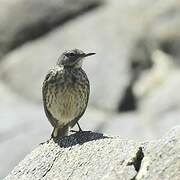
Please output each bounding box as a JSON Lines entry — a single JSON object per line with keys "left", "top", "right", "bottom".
{"left": 42, "top": 49, "right": 95, "bottom": 137}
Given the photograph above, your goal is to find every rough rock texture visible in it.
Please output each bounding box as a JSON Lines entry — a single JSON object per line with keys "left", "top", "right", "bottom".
{"left": 136, "top": 126, "right": 180, "bottom": 180}
{"left": 4, "top": 132, "right": 139, "bottom": 180}
{"left": 5, "top": 127, "right": 180, "bottom": 180}
{"left": 0, "top": 0, "right": 101, "bottom": 58}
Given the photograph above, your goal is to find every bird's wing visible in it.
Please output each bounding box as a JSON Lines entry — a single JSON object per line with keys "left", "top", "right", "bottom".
{"left": 42, "top": 69, "right": 59, "bottom": 127}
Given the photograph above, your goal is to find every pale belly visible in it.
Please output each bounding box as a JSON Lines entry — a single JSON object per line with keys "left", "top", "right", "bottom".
{"left": 47, "top": 84, "right": 87, "bottom": 126}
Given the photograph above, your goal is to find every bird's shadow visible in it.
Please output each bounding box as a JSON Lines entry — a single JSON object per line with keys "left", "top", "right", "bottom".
{"left": 52, "top": 131, "right": 109, "bottom": 148}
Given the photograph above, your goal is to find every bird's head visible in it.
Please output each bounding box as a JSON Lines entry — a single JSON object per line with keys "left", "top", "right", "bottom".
{"left": 57, "top": 49, "right": 95, "bottom": 68}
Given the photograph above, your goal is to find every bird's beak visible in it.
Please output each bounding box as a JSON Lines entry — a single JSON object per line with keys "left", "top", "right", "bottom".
{"left": 84, "top": 52, "right": 96, "bottom": 57}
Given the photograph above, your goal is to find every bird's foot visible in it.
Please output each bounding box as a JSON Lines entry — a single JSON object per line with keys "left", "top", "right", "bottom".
{"left": 70, "top": 129, "right": 82, "bottom": 133}
{"left": 70, "top": 122, "right": 83, "bottom": 133}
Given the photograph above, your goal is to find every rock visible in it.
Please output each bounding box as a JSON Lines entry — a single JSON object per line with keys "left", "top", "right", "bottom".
{"left": 133, "top": 50, "right": 175, "bottom": 99}
{"left": 133, "top": 51, "right": 180, "bottom": 135}
{"left": 147, "top": 0, "right": 180, "bottom": 59}
{"left": 97, "top": 108, "right": 180, "bottom": 142}
{"left": 4, "top": 126, "right": 180, "bottom": 180}
{"left": 0, "top": 0, "right": 102, "bottom": 58}
{"left": 4, "top": 131, "right": 141, "bottom": 180}
{"left": 128, "top": 0, "right": 180, "bottom": 132}
{"left": 100, "top": 112, "right": 155, "bottom": 141}
{"left": 136, "top": 126, "right": 180, "bottom": 180}
{"left": 131, "top": 0, "right": 180, "bottom": 98}
{"left": 124, "top": 0, "right": 180, "bottom": 76}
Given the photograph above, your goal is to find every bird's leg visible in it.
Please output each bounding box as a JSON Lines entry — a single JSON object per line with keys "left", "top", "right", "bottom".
{"left": 70, "top": 122, "right": 83, "bottom": 133}
{"left": 77, "top": 122, "right": 83, "bottom": 132}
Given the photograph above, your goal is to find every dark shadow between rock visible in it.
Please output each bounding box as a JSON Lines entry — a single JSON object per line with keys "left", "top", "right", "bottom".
{"left": 52, "top": 131, "right": 108, "bottom": 148}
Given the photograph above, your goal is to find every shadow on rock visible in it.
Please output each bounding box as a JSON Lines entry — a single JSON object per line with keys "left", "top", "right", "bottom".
{"left": 52, "top": 131, "right": 108, "bottom": 148}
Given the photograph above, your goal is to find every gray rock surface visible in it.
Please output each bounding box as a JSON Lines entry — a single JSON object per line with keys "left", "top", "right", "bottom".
{"left": 136, "top": 126, "right": 180, "bottom": 180}
{"left": 4, "top": 127, "right": 180, "bottom": 180}
{"left": 4, "top": 131, "right": 140, "bottom": 180}
{"left": 0, "top": 0, "right": 101, "bottom": 58}
{"left": 132, "top": 48, "right": 180, "bottom": 136}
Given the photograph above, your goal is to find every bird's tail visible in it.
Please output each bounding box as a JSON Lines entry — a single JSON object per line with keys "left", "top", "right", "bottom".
{"left": 51, "top": 125, "right": 69, "bottom": 138}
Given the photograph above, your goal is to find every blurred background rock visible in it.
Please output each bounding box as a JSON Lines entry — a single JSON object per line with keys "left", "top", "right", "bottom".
{"left": 0, "top": 0, "right": 180, "bottom": 178}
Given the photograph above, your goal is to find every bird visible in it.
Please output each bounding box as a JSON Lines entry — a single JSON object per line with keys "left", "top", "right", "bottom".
{"left": 42, "top": 49, "right": 95, "bottom": 138}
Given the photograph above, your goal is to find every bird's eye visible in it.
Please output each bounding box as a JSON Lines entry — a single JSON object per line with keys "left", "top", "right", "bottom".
{"left": 69, "top": 53, "right": 74, "bottom": 56}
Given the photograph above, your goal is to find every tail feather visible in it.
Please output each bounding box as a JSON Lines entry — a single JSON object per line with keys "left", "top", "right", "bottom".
{"left": 51, "top": 125, "right": 69, "bottom": 138}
